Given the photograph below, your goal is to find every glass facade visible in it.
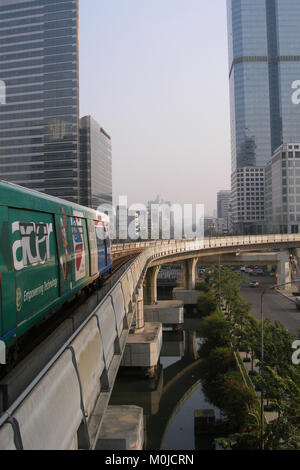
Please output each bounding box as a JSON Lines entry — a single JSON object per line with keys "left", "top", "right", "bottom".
{"left": 0, "top": 0, "right": 79, "bottom": 202}
{"left": 80, "top": 116, "right": 112, "bottom": 211}
{"left": 227, "top": 0, "right": 300, "bottom": 233}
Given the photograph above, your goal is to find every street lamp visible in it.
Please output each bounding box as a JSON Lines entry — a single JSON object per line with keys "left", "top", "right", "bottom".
{"left": 259, "top": 277, "right": 300, "bottom": 450}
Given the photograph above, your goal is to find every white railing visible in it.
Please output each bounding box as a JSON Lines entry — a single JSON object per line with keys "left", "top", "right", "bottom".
{"left": 112, "top": 234, "right": 300, "bottom": 257}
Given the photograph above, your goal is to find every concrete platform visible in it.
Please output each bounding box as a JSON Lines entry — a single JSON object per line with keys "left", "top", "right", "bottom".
{"left": 121, "top": 322, "right": 162, "bottom": 369}
{"left": 172, "top": 287, "right": 201, "bottom": 305}
{"left": 96, "top": 406, "right": 144, "bottom": 450}
{"left": 144, "top": 300, "right": 184, "bottom": 325}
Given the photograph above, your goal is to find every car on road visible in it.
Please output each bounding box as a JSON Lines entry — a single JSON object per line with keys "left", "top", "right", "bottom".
{"left": 249, "top": 281, "right": 260, "bottom": 288}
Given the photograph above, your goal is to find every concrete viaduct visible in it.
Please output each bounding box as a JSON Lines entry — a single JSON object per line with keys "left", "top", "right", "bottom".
{"left": 0, "top": 234, "right": 299, "bottom": 450}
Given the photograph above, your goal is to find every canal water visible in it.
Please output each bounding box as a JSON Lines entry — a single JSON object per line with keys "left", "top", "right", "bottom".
{"left": 109, "top": 286, "right": 222, "bottom": 450}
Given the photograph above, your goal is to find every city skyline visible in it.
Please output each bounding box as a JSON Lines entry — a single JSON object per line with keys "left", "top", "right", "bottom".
{"left": 79, "top": 0, "right": 231, "bottom": 215}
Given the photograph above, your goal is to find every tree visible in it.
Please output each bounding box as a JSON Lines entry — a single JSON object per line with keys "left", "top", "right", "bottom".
{"left": 199, "top": 312, "right": 231, "bottom": 355}
{"left": 197, "top": 289, "right": 218, "bottom": 317}
{"left": 209, "top": 267, "right": 243, "bottom": 311}
{"left": 254, "top": 320, "right": 297, "bottom": 372}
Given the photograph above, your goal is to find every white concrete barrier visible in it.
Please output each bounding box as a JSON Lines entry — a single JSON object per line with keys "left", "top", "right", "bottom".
{"left": 13, "top": 350, "right": 83, "bottom": 450}
{"left": 126, "top": 270, "right": 134, "bottom": 298}
{"left": 120, "top": 275, "right": 132, "bottom": 315}
{"left": 0, "top": 423, "right": 17, "bottom": 450}
{"left": 136, "top": 255, "right": 146, "bottom": 276}
{"left": 96, "top": 297, "right": 117, "bottom": 369}
{"left": 130, "top": 262, "right": 140, "bottom": 288}
{"left": 69, "top": 317, "right": 104, "bottom": 418}
{"left": 111, "top": 283, "right": 126, "bottom": 336}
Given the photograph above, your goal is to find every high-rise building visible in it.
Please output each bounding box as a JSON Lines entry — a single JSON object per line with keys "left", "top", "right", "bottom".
{"left": 79, "top": 115, "right": 112, "bottom": 210}
{"left": 227, "top": 0, "right": 300, "bottom": 234}
{"left": 0, "top": 0, "right": 80, "bottom": 202}
{"left": 217, "top": 190, "right": 231, "bottom": 219}
{"left": 265, "top": 143, "right": 300, "bottom": 234}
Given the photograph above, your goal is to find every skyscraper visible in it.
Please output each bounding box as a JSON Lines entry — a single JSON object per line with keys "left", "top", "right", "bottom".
{"left": 79, "top": 115, "right": 112, "bottom": 210}
{"left": 227, "top": 0, "right": 300, "bottom": 234}
{"left": 0, "top": 0, "right": 79, "bottom": 202}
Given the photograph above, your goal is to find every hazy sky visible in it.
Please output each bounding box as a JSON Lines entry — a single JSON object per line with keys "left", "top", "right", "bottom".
{"left": 79, "top": 0, "right": 231, "bottom": 215}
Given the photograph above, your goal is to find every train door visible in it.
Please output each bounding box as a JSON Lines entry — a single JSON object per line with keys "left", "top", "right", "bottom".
{"left": 95, "top": 221, "right": 106, "bottom": 274}
{"left": 70, "top": 215, "right": 89, "bottom": 288}
{"left": 87, "top": 219, "right": 98, "bottom": 277}
{"left": 104, "top": 225, "right": 112, "bottom": 270}
{"left": 55, "top": 208, "right": 73, "bottom": 297}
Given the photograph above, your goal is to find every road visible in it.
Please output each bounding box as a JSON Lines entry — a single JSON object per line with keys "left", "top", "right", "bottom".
{"left": 240, "top": 275, "right": 300, "bottom": 336}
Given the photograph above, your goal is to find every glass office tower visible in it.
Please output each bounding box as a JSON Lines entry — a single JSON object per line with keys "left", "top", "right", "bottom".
{"left": 227, "top": 0, "right": 300, "bottom": 234}
{"left": 80, "top": 116, "right": 112, "bottom": 210}
{"left": 0, "top": 0, "right": 79, "bottom": 202}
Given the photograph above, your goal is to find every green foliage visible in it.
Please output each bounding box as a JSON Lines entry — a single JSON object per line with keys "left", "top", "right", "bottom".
{"left": 199, "top": 312, "right": 231, "bottom": 355}
{"left": 199, "top": 266, "right": 300, "bottom": 450}
{"left": 210, "top": 267, "right": 243, "bottom": 309}
{"left": 196, "top": 280, "right": 210, "bottom": 293}
{"left": 197, "top": 289, "right": 218, "bottom": 317}
{"left": 255, "top": 319, "right": 297, "bottom": 372}
{"left": 218, "top": 371, "right": 257, "bottom": 430}
{"left": 263, "top": 417, "right": 300, "bottom": 450}
{"left": 215, "top": 430, "right": 260, "bottom": 450}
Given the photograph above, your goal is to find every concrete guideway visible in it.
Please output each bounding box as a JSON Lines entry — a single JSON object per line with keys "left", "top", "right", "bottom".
{"left": 0, "top": 234, "right": 299, "bottom": 450}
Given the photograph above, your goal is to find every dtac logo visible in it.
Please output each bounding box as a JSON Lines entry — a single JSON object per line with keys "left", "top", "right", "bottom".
{"left": 0, "top": 80, "right": 6, "bottom": 105}
{"left": 291, "top": 80, "right": 300, "bottom": 105}
{"left": 12, "top": 222, "right": 53, "bottom": 271}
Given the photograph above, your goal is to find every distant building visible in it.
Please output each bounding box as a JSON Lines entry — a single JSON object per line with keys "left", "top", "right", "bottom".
{"left": 147, "top": 196, "right": 175, "bottom": 239}
{"left": 204, "top": 217, "right": 217, "bottom": 237}
{"left": 265, "top": 143, "right": 300, "bottom": 234}
{"left": 217, "top": 191, "right": 231, "bottom": 219}
{"left": 231, "top": 167, "right": 265, "bottom": 234}
{"left": 115, "top": 205, "right": 140, "bottom": 241}
{"left": 80, "top": 116, "right": 112, "bottom": 210}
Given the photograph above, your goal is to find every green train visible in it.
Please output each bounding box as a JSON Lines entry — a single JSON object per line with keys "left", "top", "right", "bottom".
{"left": 0, "top": 180, "right": 112, "bottom": 362}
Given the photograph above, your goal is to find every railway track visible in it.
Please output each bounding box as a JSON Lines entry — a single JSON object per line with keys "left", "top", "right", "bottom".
{"left": 0, "top": 252, "right": 138, "bottom": 412}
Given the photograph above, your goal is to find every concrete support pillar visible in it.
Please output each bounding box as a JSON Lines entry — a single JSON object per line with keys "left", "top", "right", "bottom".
{"left": 184, "top": 331, "right": 199, "bottom": 361}
{"left": 277, "top": 249, "right": 292, "bottom": 289}
{"left": 144, "top": 266, "right": 160, "bottom": 305}
{"left": 96, "top": 406, "right": 144, "bottom": 450}
{"left": 144, "top": 300, "right": 184, "bottom": 325}
{"left": 183, "top": 259, "right": 198, "bottom": 290}
{"left": 135, "top": 286, "right": 145, "bottom": 330}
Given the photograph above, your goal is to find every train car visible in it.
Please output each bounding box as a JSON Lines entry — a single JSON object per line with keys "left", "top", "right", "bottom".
{"left": 0, "top": 180, "right": 112, "bottom": 358}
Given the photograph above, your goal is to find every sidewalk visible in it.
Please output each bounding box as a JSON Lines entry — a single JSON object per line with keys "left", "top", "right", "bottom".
{"left": 238, "top": 352, "right": 278, "bottom": 424}
{"left": 276, "top": 289, "right": 298, "bottom": 304}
